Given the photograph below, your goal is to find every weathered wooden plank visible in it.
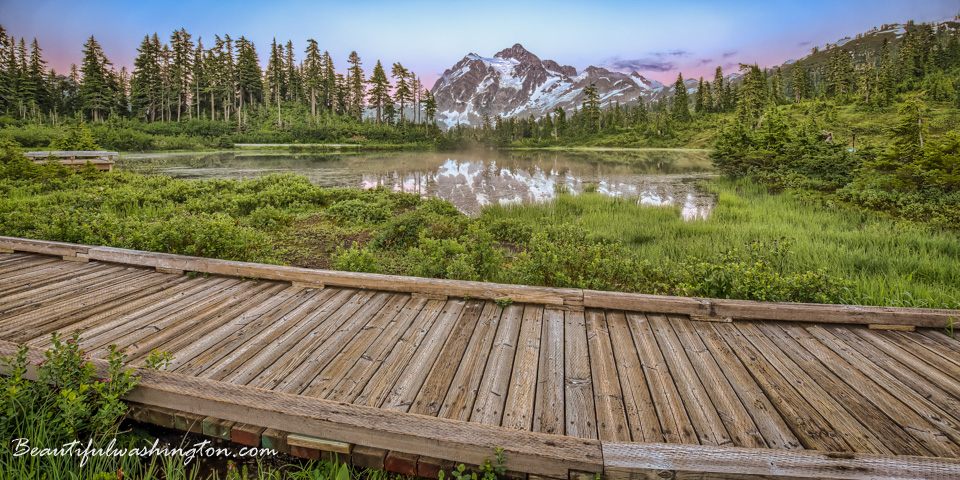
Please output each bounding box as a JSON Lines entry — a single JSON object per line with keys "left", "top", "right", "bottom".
{"left": 0, "top": 264, "right": 129, "bottom": 313}
{"left": 406, "top": 300, "right": 485, "bottom": 416}
{"left": 201, "top": 416, "right": 235, "bottom": 441}
{"left": 895, "top": 329, "right": 960, "bottom": 369}
{"left": 625, "top": 312, "right": 698, "bottom": 444}
{"left": 776, "top": 325, "right": 960, "bottom": 458}
{"left": 584, "top": 309, "right": 629, "bottom": 442}
{"left": 287, "top": 433, "right": 353, "bottom": 454}
{"left": 582, "top": 291, "right": 710, "bottom": 316}
{"left": 230, "top": 424, "right": 265, "bottom": 447}
{"left": 86, "top": 245, "right": 580, "bottom": 306}
{"left": 439, "top": 301, "right": 503, "bottom": 421}
{"left": 0, "top": 236, "right": 90, "bottom": 257}
{"left": 729, "top": 323, "right": 889, "bottom": 454}
{"left": 351, "top": 445, "right": 388, "bottom": 470}
{"left": 502, "top": 305, "right": 544, "bottom": 431}
{"left": 261, "top": 428, "right": 290, "bottom": 454}
{"left": 669, "top": 315, "right": 766, "bottom": 449}
{"left": 807, "top": 326, "right": 960, "bottom": 443}
{"left": 649, "top": 314, "right": 732, "bottom": 447}
{"left": 562, "top": 310, "right": 597, "bottom": 440}
{"left": 604, "top": 311, "right": 659, "bottom": 443}
{"left": 602, "top": 442, "right": 960, "bottom": 480}
{"left": 249, "top": 289, "right": 380, "bottom": 390}
{"left": 707, "top": 298, "right": 958, "bottom": 328}
{"left": 328, "top": 298, "right": 444, "bottom": 403}
{"left": 224, "top": 288, "right": 358, "bottom": 386}
{"left": 466, "top": 303, "right": 523, "bottom": 426}
{"left": 76, "top": 277, "right": 244, "bottom": 351}
{"left": 208, "top": 288, "right": 342, "bottom": 382}
{"left": 179, "top": 289, "right": 317, "bottom": 378}
{"left": 301, "top": 295, "right": 415, "bottom": 398}
{"left": 277, "top": 293, "right": 401, "bottom": 395}
{"left": 534, "top": 308, "right": 565, "bottom": 436}
{"left": 754, "top": 322, "right": 935, "bottom": 457}
{"left": 693, "top": 324, "right": 803, "bottom": 451}
{"left": 709, "top": 323, "right": 849, "bottom": 452}
{"left": 119, "top": 281, "right": 281, "bottom": 363}
{"left": 355, "top": 299, "right": 463, "bottom": 408}
{"left": 161, "top": 284, "right": 304, "bottom": 372}
{"left": 867, "top": 324, "right": 914, "bottom": 331}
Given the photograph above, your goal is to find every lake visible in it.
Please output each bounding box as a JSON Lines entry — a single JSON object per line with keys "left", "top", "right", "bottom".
{"left": 119, "top": 149, "right": 717, "bottom": 219}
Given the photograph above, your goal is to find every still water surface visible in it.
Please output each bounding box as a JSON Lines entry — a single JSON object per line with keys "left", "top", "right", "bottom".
{"left": 120, "top": 149, "right": 716, "bottom": 219}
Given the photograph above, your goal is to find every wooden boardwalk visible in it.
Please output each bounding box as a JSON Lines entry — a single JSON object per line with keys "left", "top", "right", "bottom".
{"left": 1, "top": 237, "right": 960, "bottom": 479}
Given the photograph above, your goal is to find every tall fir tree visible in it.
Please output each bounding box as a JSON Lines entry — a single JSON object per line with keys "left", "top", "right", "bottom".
{"left": 131, "top": 34, "right": 162, "bottom": 122}
{"left": 303, "top": 39, "right": 322, "bottom": 120}
{"left": 391, "top": 62, "right": 411, "bottom": 124}
{"left": 671, "top": 73, "right": 691, "bottom": 122}
{"left": 79, "top": 35, "right": 116, "bottom": 121}
{"left": 346, "top": 51, "right": 365, "bottom": 120}
{"left": 713, "top": 66, "right": 725, "bottom": 112}
{"left": 169, "top": 28, "right": 193, "bottom": 121}
{"left": 367, "top": 60, "right": 390, "bottom": 124}
{"left": 792, "top": 61, "right": 809, "bottom": 103}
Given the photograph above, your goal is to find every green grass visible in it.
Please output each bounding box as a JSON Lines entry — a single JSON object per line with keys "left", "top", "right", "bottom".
{"left": 481, "top": 178, "right": 960, "bottom": 308}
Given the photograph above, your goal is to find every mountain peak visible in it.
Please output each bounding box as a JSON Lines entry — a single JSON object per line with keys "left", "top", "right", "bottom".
{"left": 494, "top": 43, "right": 539, "bottom": 63}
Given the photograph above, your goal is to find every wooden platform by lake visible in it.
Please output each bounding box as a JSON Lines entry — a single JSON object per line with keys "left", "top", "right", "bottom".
{"left": 1, "top": 236, "right": 959, "bottom": 479}
{"left": 24, "top": 151, "right": 118, "bottom": 171}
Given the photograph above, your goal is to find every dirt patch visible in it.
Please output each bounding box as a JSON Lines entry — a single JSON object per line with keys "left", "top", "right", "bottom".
{"left": 275, "top": 215, "right": 373, "bottom": 270}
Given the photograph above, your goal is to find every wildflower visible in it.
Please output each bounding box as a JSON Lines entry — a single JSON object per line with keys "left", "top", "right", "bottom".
{"left": 101, "top": 379, "right": 110, "bottom": 383}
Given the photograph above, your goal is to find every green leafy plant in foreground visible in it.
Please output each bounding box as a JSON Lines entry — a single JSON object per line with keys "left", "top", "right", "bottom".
{"left": 439, "top": 447, "right": 507, "bottom": 480}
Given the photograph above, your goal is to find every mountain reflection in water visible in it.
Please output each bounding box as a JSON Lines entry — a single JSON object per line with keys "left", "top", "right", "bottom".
{"left": 122, "top": 149, "right": 716, "bottom": 219}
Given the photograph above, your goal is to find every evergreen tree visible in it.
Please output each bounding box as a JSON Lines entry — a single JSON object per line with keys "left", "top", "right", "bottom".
{"left": 169, "top": 28, "right": 193, "bottom": 121}
{"left": 671, "top": 73, "right": 690, "bottom": 122}
{"left": 827, "top": 48, "right": 854, "bottom": 97}
{"left": 391, "top": 62, "right": 412, "bottom": 124}
{"left": 367, "top": 60, "right": 391, "bottom": 124}
{"left": 423, "top": 89, "right": 437, "bottom": 135}
{"left": 792, "top": 61, "right": 809, "bottom": 103}
{"left": 131, "top": 34, "right": 162, "bottom": 122}
{"left": 303, "top": 39, "right": 322, "bottom": 120}
{"left": 877, "top": 39, "right": 894, "bottom": 106}
{"left": 190, "top": 37, "right": 206, "bottom": 119}
{"left": 736, "top": 64, "right": 768, "bottom": 127}
{"left": 346, "top": 51, "right": 365, "bottom": 120}
{"left": 772, "top": 67, "right": 784, "bottom": 104}
{"left": 235, "top": 36, "right": 262, "bottom": 114}
{"left": 26, "top": 38, "right": 47, "bottom": 118}
{"left": 694, "top": 77, "right": 705, "bottom": 113}
{"left": 284, "top": 40, "right": 300, "bottom": 102}
{"left": 713, "top": 66, "right": 725, "bottom": 112}
{"left": 79, "top": 35, "right": 116, "bottom": 121}
{"left": 703, "top": 81, "right": 713, "bottom": 114}
{"left": 320, "top": 51, "right": 335, "bottom": 112}
{"left": 582, "top": 83, "right": 600, "bottom": 132}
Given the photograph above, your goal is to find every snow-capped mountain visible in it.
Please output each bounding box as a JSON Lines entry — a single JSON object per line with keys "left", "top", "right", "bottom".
{"left": 431, "top": 44, "right": 697, "bottom": 129}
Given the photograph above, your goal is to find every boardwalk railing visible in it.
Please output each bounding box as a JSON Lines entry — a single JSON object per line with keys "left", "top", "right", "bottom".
{"left": 1, "top": 235, "right": 957, "bottom": 328}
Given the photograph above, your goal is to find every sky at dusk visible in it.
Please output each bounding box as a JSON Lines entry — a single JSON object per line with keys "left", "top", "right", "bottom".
{"left": 2, "top": 0, "right": 958, "bottom": 88}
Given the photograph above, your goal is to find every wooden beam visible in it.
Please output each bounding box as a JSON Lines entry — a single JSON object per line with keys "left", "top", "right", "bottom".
{"left": 0, "top": 236, "right": 90, "bottom": 257}
{"left": 3, "top": 237, "right": 958, "bottom": 328}
{"left": 868, "top": 324, "right": 915, "bottom": 331}
{"left": 85, "top": 245, "right": 582, "bottom": 306}
{"left": 0, "top": 340, "right": 602, "bottom": 478}
{"left": 601, "top": 442, "right": 960, "bottom": 480}
{"left": 287, "top": 433, "right": 352, "bottom": 454}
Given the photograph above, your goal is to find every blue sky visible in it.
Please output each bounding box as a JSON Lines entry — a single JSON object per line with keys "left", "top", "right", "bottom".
{"left": 1, "top": 0, "right": 957, "bottom": 87}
